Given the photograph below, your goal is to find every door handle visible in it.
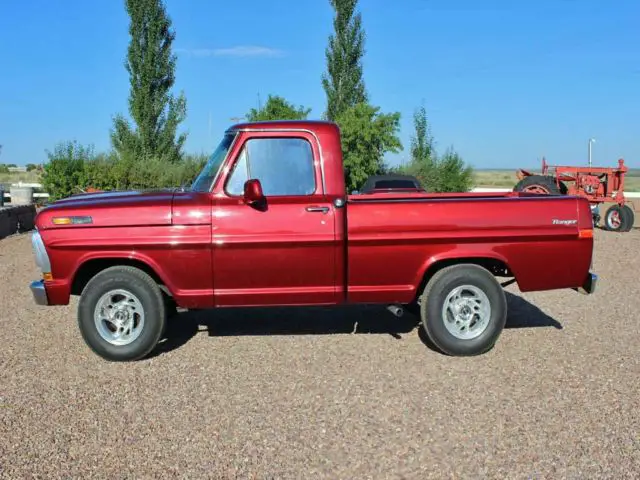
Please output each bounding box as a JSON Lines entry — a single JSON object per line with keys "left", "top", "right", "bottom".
{"left": 306, "top": 206, "right": 330, "bottom": 213}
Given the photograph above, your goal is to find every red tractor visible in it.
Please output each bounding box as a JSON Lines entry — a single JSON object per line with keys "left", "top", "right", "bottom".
{"left": 513, "top": 157, "right": 635, "bottom": 232}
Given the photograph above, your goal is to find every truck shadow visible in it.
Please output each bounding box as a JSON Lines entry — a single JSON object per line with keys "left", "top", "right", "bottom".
{"left": 151, "top": 292, "right": 562, "bottom": 358}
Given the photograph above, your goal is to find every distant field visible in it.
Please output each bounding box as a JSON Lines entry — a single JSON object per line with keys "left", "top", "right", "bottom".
{"left": 0, "top": 171, "right": 42, "bottom": 185}
{"left": 474, "top": 169, "right": 640, "bottom": 192}
{"left": 2, "top": 169, "right": 639, "bottom": 193}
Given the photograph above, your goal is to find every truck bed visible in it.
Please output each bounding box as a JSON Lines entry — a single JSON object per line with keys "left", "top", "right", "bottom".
{"left": 345, "top": 192, "right": 593, "bottom": 303}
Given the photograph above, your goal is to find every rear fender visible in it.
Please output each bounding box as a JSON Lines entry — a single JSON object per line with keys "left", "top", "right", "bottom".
{"left": 415, "top": 252, "right": 513, "bottom": 296}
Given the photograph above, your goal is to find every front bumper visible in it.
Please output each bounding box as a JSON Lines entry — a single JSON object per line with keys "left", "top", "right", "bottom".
{"left": 30, "top": 280, "right": 49, "bottom": 305}
{"left": 574, "top": 272, "right": 598, "bottom": 295}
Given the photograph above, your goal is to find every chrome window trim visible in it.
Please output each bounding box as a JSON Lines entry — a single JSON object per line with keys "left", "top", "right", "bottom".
{"left": 225, "top": 128, "right": 327, "bottom": 194}
{"left": 204, "top": 131, "right": 240, "bottom": 194}
{"left": 31, "top": 230, "right": 51, "bottom": 274}
{"left": 223, "top": 137, "right": 318, "bottom": 198}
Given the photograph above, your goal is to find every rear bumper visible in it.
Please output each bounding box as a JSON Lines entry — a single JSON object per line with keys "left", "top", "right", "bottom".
{"left": 574, "top": 272, "right": 598, "bottom": 295}
{"left": 30, "top": 280, "right": 49, "bottom": 305}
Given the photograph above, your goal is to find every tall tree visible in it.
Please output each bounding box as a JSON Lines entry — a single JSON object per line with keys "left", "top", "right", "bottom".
{"left": 246, "top": 95, "right": 311, "bottom": 122}
{"left": 402, "top": 105, "right": 438, "bottom": 190}
{"left": 111, "top": 0, "right": 187, "bottom": 163}
{"left": 410, "top": 105, "right": 434, "bottom": 168}
{"left": 322, "top": 0, "right": 367, "bottom": 121}
{"left": 337, "top": 103, "right": 402, "bottom": 192}
{"left": 399, "top": 104, "right": 473, "bottom": 193}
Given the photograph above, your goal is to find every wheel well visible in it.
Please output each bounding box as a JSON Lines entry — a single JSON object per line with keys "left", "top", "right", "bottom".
{"left": 414, "top": 257, "right": 514, "bottom": 303}
{"left": 71, "top": 258, "right": 168, "bottom": 297}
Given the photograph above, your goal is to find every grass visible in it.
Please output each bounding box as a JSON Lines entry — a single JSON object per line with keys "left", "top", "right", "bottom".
{"left": 0, "top": 171, "right": 42, "bottom": 184}
{"left": 473, "top": 169, "right": 640, "bottom": 191}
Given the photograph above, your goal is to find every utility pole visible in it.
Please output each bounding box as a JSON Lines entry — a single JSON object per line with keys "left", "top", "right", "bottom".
{"left": 588, "top": 138, "right": 596, "bottom": 167}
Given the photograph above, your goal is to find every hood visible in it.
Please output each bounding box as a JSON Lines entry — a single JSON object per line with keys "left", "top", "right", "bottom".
{"left": 35, "top": 190, "right": 175, "bottom": 230}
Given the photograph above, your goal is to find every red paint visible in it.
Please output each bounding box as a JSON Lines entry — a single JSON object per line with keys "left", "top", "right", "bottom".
{"left": 33, "top": 120, "right": 595, "bottom": 309}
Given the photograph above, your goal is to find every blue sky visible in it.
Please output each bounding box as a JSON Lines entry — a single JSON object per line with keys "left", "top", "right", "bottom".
{"left": 1, "top": 0, "right": 638, "bottom": 169}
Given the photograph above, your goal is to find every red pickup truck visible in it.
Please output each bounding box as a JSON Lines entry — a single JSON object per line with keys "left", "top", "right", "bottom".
{"left": 29, "top": 120, "right": 597, "bottom": 361}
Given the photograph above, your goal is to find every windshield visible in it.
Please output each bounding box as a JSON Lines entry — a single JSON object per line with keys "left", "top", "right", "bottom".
{"left": 190, "top": 132, "right": 236, "bottom": 192}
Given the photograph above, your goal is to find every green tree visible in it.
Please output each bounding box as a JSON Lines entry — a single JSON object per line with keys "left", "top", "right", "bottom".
{"left": 42, "top": 141, "right": 94, "bottom": 200}
{"left": 436, "top": 147, "right": 474, "bottom": 192}
{"left": 321, "top": 0, "right": 402, "bottom": 190}
{"left": 400, "top": 105, "right": 438, "bottom": 190}
{"left": 26, "top": 163, "right": 38, "bottom": 172}
{"left": 410, "top": 105, "right": 435, "bottom": 169}
{"left": 110, "top": 0, "right": 187, "bottom": 163}
{"left": 336, "top": 103, "right": 402, "bottom": 192}
{"left": 246, "top": 95, "right": 311, "bottom": 121}
{"left": 322, "top": 0, "right": 367, "bottom": 121}
{"left": 399, "top": 105, "right": 473, "bottom": 193}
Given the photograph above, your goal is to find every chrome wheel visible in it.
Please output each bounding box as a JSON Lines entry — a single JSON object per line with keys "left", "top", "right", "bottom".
{"left": 441, "top": 284, "right": 491, "bottom": 340}
{"left": 93, "top": 289, "right": 145, "bottom": 346}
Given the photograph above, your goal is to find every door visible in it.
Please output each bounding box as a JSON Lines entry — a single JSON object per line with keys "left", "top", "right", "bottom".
{"left": 212, "top": 131, "right": 337, "bottom": 306}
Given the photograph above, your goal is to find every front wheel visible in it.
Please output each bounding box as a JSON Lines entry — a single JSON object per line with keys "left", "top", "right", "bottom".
{"left": 419, "top": 264, "right": 507, "bottom": 356}
{"left": 77, "top": 266, "right": 166, "bottom": 361}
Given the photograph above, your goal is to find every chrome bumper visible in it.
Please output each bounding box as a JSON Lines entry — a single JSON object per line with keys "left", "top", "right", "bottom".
{"left": 30, "top": 280, "right": 49, "bottom": 305}
{"left": 574, "top": 273, "right": 598, "bottom": 295}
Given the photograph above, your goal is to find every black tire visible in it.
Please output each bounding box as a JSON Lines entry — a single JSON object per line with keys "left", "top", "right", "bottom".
{"left": 419, "top": 264, "right": 507, "bottom": 356}
{"left": 77, "top": 266, "right": 166, "bottom": 361}
{"left": 621, "top": 205, "right": 635, "bottom": 232}
{"left": 513, "top": 175, "right": 565, "bottom": 195}
{"left": 603, "top": 205, "right": 632, "bottom": 232}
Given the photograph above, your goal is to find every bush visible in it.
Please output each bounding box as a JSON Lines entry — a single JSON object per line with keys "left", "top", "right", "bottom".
{"left": 432, "top": 147, "right": 474, "bottom": 193}
{"left": 42, "top": 141, "right": 94, "bottom": 200}
{"left": 42, "top": 140, "right": 209, "bottom": 200}
{"left": 395, "top": 105, "right": 474, "bottom": 193}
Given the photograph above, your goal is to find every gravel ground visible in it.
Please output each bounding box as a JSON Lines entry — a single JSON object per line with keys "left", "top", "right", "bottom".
{"left": 1, "top": 228, "right": 638, "bottom": 479}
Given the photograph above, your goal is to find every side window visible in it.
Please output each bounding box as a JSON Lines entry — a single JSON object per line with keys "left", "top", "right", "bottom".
{"left": 225, "top": 137, "right": 316, "bottom": 196}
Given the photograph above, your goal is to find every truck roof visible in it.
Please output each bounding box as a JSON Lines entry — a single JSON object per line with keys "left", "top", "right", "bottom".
{"left": 227, "top": 119, "right": 340, "bottom": 135}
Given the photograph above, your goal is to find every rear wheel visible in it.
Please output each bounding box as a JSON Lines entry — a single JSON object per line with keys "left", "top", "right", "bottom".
{"left": 621, "top": 205, "right": 635, "bottom": 232}
{"left": 603, "top": 205, "right": 633, "bottom": 232}
{"left": 513, "top": 175, "right": 565, "bottom": 195}
{"left": 419, "top": 264, "right": 507, "bottom": 356}
{"left": 77, "top": 266, "right": 166, "bottom": 361}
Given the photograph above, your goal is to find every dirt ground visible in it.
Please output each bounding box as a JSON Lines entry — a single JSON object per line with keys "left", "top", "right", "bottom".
{"left": 1, "top": 228, "right": 638, "bottom": 479}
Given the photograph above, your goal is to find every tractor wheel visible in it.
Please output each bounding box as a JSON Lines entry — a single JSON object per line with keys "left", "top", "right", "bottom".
{"left": 621, "top": 205, "right": 635, "bottom": 232}
{"left": 603, "top": 205, "right": 633, "bottom": 232}
{"left": 513, "top": 175, "right": 565, "bottom": 195}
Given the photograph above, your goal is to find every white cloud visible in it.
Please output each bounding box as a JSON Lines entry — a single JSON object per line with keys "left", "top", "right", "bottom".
{"left": 176, "top": 46, "right": 284, "bottom": 58}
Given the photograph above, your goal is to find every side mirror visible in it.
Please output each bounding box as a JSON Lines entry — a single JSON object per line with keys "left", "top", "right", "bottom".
{"left": 243, "top": 179, "right": 265, "bottom": 205}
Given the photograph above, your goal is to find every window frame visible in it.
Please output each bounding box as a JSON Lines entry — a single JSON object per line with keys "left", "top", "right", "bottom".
{"left": 223, "top": 135, "right": 319, "bottom": 198}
